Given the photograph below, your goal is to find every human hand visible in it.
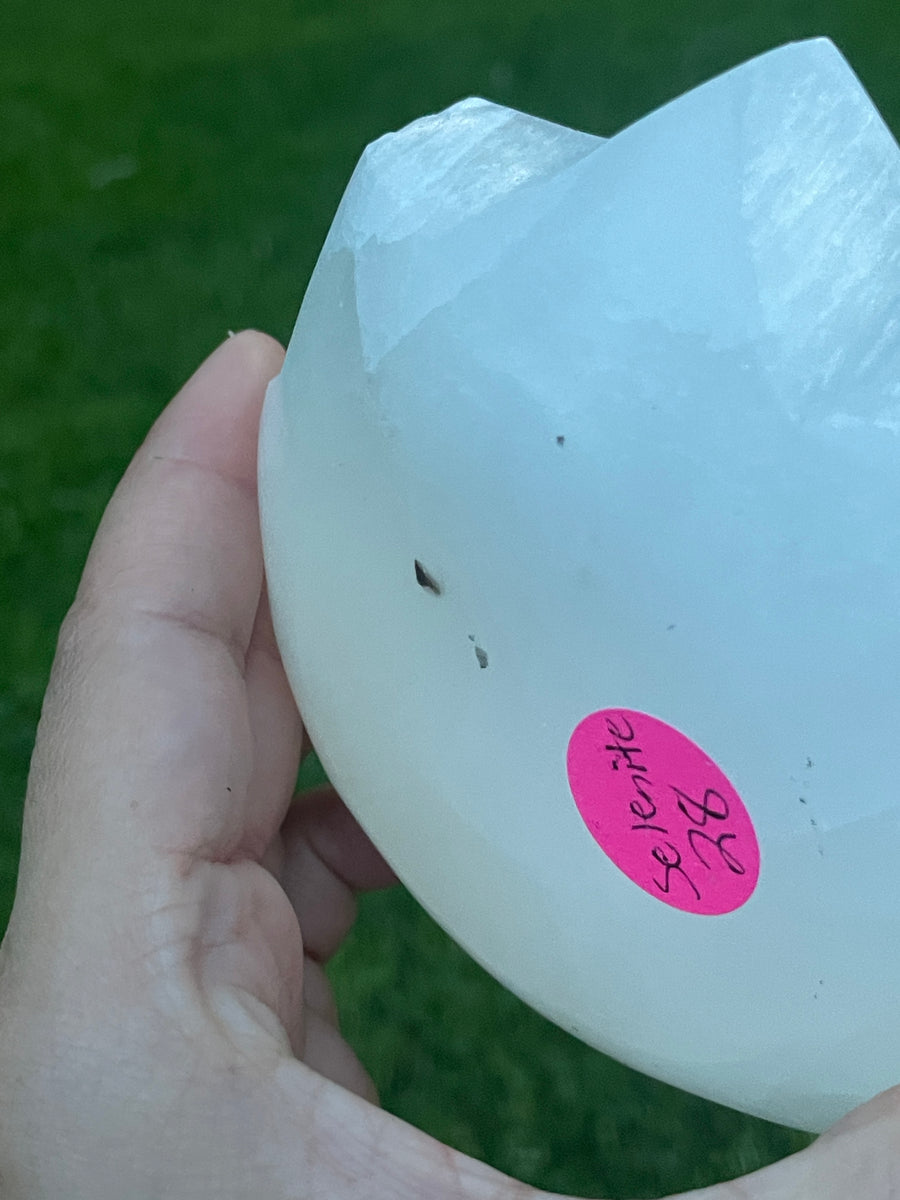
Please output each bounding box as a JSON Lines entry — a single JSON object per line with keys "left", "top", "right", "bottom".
{"left": 0, "top": 331, "right": 898, "bottom": 1200}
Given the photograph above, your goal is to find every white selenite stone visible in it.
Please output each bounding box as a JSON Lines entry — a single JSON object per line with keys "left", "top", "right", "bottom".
{"left": 259, "top": 37, "right": 900, "bottom": 1131}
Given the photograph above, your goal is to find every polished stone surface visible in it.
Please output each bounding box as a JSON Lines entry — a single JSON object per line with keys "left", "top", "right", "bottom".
{"left": 260, "top": 38, "right": 900, "bottom": 1130}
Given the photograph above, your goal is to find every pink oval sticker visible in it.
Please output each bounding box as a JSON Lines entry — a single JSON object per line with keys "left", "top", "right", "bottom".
{"left": 567, "top": 709, "right": 760, "bottom": 915}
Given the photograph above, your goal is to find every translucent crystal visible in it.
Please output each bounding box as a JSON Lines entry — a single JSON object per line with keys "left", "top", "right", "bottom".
{"left": 259, "top": 39, "right": 900, "bottom": 1131}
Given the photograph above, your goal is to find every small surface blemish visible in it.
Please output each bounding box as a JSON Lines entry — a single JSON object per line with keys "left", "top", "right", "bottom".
{"left": 474, "top": 645, "right": 489, "bottom": 669}
{"left": 556, "top": 435, "right": 565, "bottom": 446}
{"left": 415, "top": 560, "right": 441, "bottom": 595}
{"left": 666, "top": 623, "right": 676, "bottom": 631}
{"left": 806, "top": 757, "right": 814, "bottom": 768}
{"left": 799, "top": 796, "right": 807, "bottom": 804}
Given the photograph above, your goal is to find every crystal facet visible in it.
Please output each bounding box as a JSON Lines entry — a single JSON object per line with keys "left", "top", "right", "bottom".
{"left": 259, "top": 39, "right": 900, "bottom": 1130}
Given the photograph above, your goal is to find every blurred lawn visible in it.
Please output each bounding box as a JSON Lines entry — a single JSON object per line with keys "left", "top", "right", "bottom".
{"left": 3, "top": 0, "right": 899, "bottom": 1195}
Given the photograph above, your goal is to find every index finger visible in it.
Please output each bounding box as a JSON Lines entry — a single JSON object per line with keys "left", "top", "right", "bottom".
{"left": 75, "top": 329, "right": 284, "bottom": 654}
{"left": 15, "top": 332, "right": 286, "bottom": 911}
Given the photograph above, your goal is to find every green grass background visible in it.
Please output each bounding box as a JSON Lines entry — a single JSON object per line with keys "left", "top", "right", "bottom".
{"left": 3, "top": 1, "right": 899, "bottom": 1195}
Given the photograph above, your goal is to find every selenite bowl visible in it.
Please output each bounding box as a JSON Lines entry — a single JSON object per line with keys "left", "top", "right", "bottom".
{"left": 259, "top": 38, "right": 900, "bottom": 1131}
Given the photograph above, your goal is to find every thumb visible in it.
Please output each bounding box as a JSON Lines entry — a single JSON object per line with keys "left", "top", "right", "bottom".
{"left": 666, "top": 1085, "right": 900, "bottom": 1200}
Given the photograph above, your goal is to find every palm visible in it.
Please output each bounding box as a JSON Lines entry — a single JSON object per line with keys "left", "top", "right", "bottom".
{"left": 0, "top": 333, "right": 397, "bottom": 1196}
